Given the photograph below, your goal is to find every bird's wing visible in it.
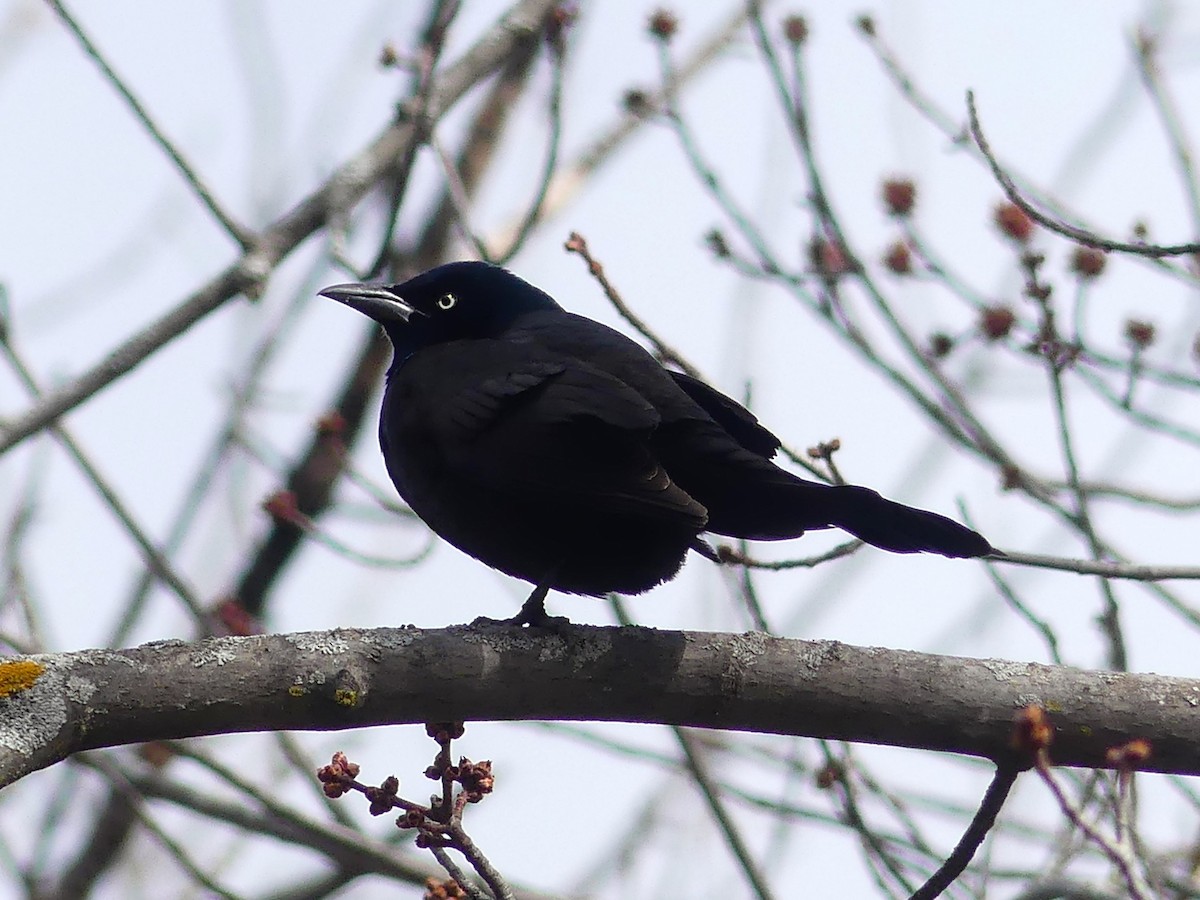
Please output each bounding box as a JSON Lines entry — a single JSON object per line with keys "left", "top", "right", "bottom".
{"left": 388, "top": 343, "right": 707, "bottom": 528}
{"left": 666, "top": 370, "right": 781, "bottom": 458}
{"left": 507, "top": 310, "right": 782, "bottom": 457}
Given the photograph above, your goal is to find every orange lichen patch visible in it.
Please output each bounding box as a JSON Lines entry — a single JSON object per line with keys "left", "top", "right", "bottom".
{"left": 0, "top": 660, "right": 44, "bottom": 698}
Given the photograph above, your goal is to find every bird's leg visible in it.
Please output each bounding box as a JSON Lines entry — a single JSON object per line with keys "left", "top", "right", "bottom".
{"left": 470, "top": 575, "right": 570, "bottom": 630}
{"left": 509, "top": 581, "right": 553, "bottom": 627}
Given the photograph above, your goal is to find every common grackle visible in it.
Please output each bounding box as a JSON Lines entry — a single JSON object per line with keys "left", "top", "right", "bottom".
{"left": 320, "top": 262, "right": 994, "bottom": 625}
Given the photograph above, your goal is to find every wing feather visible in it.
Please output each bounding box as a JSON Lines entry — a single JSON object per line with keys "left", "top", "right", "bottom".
{"left": 385, "top": 341, "right": 706, "bottom": 529}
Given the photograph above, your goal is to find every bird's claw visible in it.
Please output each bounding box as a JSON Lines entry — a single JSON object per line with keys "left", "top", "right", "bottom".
{"left": 470, "top": 611, "right": 573, "bottom": 633}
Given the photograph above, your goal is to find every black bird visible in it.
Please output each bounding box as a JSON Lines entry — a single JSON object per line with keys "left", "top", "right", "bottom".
{"left": 320, "top": 262, "right": 993, "bottom": 625}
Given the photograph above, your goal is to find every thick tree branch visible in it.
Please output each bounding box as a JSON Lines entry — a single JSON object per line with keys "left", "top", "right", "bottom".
{"left": 2, "top": 625, "right": 1196, "bottom": 789}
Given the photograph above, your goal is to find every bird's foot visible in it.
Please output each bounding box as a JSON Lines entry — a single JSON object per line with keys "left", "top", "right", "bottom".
{"left": 470, "top": 583, "right": 572, "bottom": 632}
{"left": 470, "top": 610, "right": 573, "bottom": 632}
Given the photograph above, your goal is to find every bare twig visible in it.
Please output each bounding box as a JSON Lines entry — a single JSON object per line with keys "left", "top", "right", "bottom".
{"left": 716, "top": 539, "right": 861, "bottom": 570}
{"left": 608, "top": 596, "right": 777, "bottom": 900}
{"left": 84, "top": 757, "right": 244, "bottom": 900}
{"left": 967, "top": 91, "right": 1200, "bottom": 257}
{"left": 445, "top": 821, "right": 513, "bottom": 900}
{"left": 909, "top": 765, "right": 1020, "bottom": 900}
{"left": 994, "top": 550, "right": 1200, "bottom": 582}
{"left": 0, "top": 0, "right": 559, "bottom": 458}
{"left": 861, "top": 17, "right": 1197, "bottom": 289}
{"left": 494, "top": 30, "right": 567, "bottom": 263}
{"left": 44, "top": 0, "right": 252, "bottom": 248}
{"left": 360, "top": 0, "right": 464, "bottom": 279}
{"left": 674, "top": 726, "right": 777, "bottom": 900}
{"left": 1074, "top": 365, "right": 1200, "bottom": 449}
{"left": 1034, "top": 751, "right": 1154, "bottom": 899}
{"left": 564, "top": 231, "right": 702, "bottom": 378}
{"left": 0, "top": 449, "right": 48, "bottom": 653}
{"left": 412, "top": 25, "right": 542, "bottom": 271}
{"left": 1021, "top": 251, "right": 1127, "bottom": 670}
{"left": 429, "top": 133, "right": 493, "bottom": 260}
{"left": 1050, "top": 480, "right": 1200, "bottom": 511}
{"left": 0, "top": 328, "right": 207, "bottom": 626}
{"left": 1133, "top": 28, "right": 1200, "bottom": 236}
{"left": 685, "top": 26, "right": 1026, "bottom": 496}
{"left": 430, "top": 846, "right": 489, "bottom": 900}
{"left": 817, "top": 742, "right": 916, "bottom": 896}
{"left": 486, "top": 5, "right": 750, "bottom": 253}
{"left": 257, "top": 487, "right": 435, "bottom": 571}
{"left": 956, "top": 499, "right": 1064, "bottom": 664}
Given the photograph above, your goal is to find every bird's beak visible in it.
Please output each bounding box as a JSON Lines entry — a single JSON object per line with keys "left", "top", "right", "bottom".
{"left": 318, "top": 283, "right": 423, "bottom": 326}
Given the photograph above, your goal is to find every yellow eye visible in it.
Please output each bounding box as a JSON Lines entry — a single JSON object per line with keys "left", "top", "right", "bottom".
{"left": 437, "top": 293, "right": 457, "bottom": 310}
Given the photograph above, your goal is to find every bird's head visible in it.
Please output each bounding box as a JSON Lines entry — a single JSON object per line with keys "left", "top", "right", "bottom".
{"left": 319, "top": 261, "right": 562, "bottom": 362}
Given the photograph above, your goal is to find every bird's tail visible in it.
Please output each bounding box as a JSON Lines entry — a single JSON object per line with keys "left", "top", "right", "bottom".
{"left": 658, "top": 422, "right": 994, "bottom": 558}
{"left": 701, "top": 473, "right": 994, "bottom": 559}
{"left": 819, "top": 484, "right": 993, "bottom": 558}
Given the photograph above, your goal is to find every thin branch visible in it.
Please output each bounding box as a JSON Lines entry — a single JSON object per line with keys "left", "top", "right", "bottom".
{"left": 1074, "top": 364, "right": 1200, "bottom": 449}
{"left": 706, "top": 24, "right": 1030, "bottom": 492}
{"left": 819, "top": 741, "right": 916, "bottom": 897}
{"left": 45, "top": 0, "right": 253, "bottom": 249}
{"left": 0, "top": 0, "right": 559, "bottom": 458}
{"left": 1041, "top": 478, "right": 1200, "bottom": 512}
{"left": 360, "top": 0, "right": 464, "bottom": 279}
{"left": 428, "top": 133, "right": 493, "bottom": 260}
{"left": 994, "top": 550, "right": 1200, "bottom": 582}
{"left": 674, "top": 727, "right": 778, "bottom": 900}
{"left": 716, "top": 539, "right": 861, "bottom": 570}
{"left": 564, "top": 231, "right": 702, "bottom": 379}
{"left": 494, "top": 35, "right": 567, "bottom": 263}
{"left": 1034, "top": 751, "right": 1154, "bottom": 899}
{"left": 430, "top": 846, "right": 489, "bottom": 900}
{"left": 86, "top": 757, "right": 246, "bottom": 900}
{"left": 0, "top": 448, "right": 49, "bottom": 653}
{"left": 0, "top": 330, "right": 208, "bottom": 627}
{"left": 486, "top": 4, "right": 750, "bottom": 252}
{"left": 909, "top": 765, "right": 1020, "bottom": 900}
{"left": 656, "top": 36, "right": 786, "bottom": 285}
{"left": 446, "top": 822, "right": 514, "bottom": 900}
{"left": 609, "top": 596, "right": 777, "bottom": 900}
{"left": 1030, "top": 256, "right": 1126, "bottom": 670}
{"left": 1132, "top": 28, "right": 1200, "bottom": 237}
{"left": 967, "top": 91, "right": 1200, "bottom": 257}
{"left": 957, "top": 499, "right": 1063, "bottom": 665}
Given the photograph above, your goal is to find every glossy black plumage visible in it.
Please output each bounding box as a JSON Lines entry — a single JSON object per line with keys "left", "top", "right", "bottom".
{"left": 320, "top": 262, "right": 993, "bottom": 622}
